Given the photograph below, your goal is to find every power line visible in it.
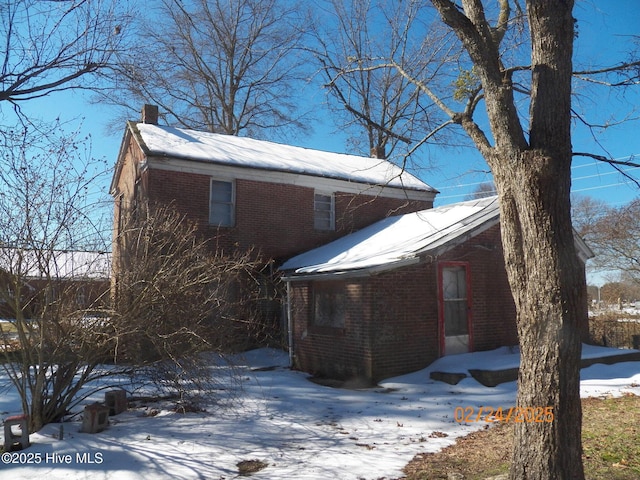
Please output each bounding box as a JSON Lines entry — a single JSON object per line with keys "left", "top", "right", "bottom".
{"left": 437, "top": 179, "right": 493, "bottom": 190}
{"left": 438, "top": 164, "right": 639, "bottom": 195}
{"left": 572, "top": 166, "right": 640, "bottom": 182}
{"left": 439, "top": 178, "right": 639, "bottom": 201}
{"left": 572, "top": 181, "right": 637, "bottom": 193}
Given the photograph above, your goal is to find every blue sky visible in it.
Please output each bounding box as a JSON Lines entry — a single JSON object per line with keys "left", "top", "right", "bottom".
{"left": 428, "top": 0, "right": 640, "bottom": 207}
{"left": 8, "top": 1, "right": 640, "bottom": 213}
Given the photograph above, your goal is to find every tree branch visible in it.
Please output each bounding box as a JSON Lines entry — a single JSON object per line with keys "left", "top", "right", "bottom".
{"left": 573, "top": 61, "right": 640, "bottom": 77}
{"left": 573, "top": 152, "right": 640, "bottom": 188}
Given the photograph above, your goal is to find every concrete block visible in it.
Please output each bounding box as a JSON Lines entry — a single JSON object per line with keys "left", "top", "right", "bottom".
{"left": 105, "top": 389, "right": 127, "bottom": 416}
{"left": 3, "top": 414, "right": 30, "bottom": 451}
{"left": 81, "top": 403, "right": 110, "bottom": 433}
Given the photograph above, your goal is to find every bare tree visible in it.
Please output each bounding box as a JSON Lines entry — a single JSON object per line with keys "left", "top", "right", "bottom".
{"left": 0, "top": 0, "right": 130, "bottom": 114}
{"left": 411, "top": 1, "right": 638, "bottom": 477}
{"left": 417, "top": 2, "right": 584, "bottom": 476}
{"left": 0, "top": 136, "right": 269, "bottom": 429}
{"left": 599, "top": 279, "right": 640, "bottom": 305}
{"left": 571, "top": 194, "right": 610, "bottom": 241}
{"left": 312, "top": 0, "right": 455, "bottom": 161}
{"left": 112, "top": 203, "right": 273, "bottom": 407}
{"left": 583, "top": 198, "right": 640, "bottom": 287}
{"left": 0, "top": 122, "right": 114, "bottom": 432}
{"left": 106, "top": 0, "right": 308, "bottom": 137}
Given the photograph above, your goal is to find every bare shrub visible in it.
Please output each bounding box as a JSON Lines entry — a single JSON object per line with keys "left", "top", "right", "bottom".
{"left": 589, "top": 311, "right": 640, "bottom": 349}
{"left": 112, "top": 204, "right": 277, "bottom": 401}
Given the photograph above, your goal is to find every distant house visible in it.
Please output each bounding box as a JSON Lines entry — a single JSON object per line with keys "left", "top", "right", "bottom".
{"left": 280, "top": 197, "right": 594, "bottom": 382}
{"left": 109, "top": 104, "right": 436, "bottom": 306}
{"left": 0, "top": 248, "right": 111, "bottom": 319}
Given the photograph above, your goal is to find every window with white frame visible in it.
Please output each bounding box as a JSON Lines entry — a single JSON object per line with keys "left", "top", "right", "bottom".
{"left": 314, "top": 192, "right": 335, "bottom": 231}
{"left": 209, "top": 179, "right": 234, "bottom": 226}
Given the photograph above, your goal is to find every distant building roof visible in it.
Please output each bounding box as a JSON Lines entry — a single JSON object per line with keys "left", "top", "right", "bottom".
{"left": 129, "top": 122, "right": 436, "bottom": 193}
{"left": 0, "top": 249, "right": 111, "bottom": 280}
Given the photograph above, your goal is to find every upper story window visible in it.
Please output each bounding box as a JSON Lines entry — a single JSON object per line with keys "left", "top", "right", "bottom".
{"left": 209, "top": 179, "right": 235, "bottom": 227}
{"left": 314, "top": 192, "right": 335, "bottom": 231}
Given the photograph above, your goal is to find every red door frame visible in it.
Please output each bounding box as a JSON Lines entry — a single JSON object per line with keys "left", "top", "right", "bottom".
{"left": 437, "top": 261, "right": 473, "bottom": 356}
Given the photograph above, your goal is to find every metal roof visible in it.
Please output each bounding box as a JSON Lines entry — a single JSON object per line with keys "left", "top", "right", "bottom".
{"left": 281, "top": 196, "right": 501, "bottom": 279}
{"left": 281, "top": 196, "right": 594, "bottom": 280}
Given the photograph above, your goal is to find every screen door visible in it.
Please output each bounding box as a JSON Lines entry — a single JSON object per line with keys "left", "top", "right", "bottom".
{"left": 440, "top": 264, "right": 471, "bottom": 355}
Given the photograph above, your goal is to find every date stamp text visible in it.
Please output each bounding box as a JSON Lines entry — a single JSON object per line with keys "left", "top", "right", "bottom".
{"left": 454, "top": 406, "right": 554, "bottom": 423}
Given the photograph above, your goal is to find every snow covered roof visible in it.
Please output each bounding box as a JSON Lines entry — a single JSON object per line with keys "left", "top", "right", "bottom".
{"left": 281, "top": 196, "right": 501, "bottom": 278}
{"left": 131, "top": 123, "right": 436, "bottom": 192}
{"left": 0, "top": 249, "right": 111, "bottom": 280}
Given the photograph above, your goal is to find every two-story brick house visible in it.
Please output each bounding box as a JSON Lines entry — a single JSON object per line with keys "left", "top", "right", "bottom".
{"left": 110, "top": 105, "right": 436, "bottom": 269}
{"left": 111, "top": 106, "right": 593, "bottom": 383}
{"left": 110, "top": 105, "right": 437, "bottom": 343}
{"left": 111, "top": 105, "right": 437, "bottom": 261}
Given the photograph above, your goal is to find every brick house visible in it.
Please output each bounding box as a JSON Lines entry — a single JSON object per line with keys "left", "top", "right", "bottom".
{"left": 0, "top": 249, "right": 110, "bottom": 319}
{"left": 280, "top": 197, "right": 594, "bottom": 382}
{"left": 110, "top": 107, "right": 593, "bottom": 382}
{"left": 110, "top": 106, "right": 436, "bottom": 267}
{"left": 109, "top": 105, "right": 437, "bottom": 335}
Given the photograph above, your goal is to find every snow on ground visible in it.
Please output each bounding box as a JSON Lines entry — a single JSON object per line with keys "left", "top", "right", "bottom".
{"left": 1, "top": 346, "right": 639, "bottom": 480}
{"left": 589, "top": 306, "right": 640, "bottom": 317}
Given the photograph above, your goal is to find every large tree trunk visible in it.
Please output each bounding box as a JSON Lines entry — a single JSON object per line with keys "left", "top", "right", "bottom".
{"left": 496, "top": 1, "right": 585, "bottom": 478}
{"left": 430, "top": 0, "right": 585, "bottom": 478}
{"left": 495, "top": 154, "right": 585, "bottom": 479}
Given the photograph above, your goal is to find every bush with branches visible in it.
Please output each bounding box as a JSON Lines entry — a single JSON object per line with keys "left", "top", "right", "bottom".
{"left": 112, "top": 204, "right": 279, "bottom": 402}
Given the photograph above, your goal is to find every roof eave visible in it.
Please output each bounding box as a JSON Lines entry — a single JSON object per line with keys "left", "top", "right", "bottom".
{"left": 110, "top": 121, "right": 150, "bottom": 196}
{"left": 145, "top": 154, "right": 438, "bottom": 201}
{"left": 573, "top": 228, "right": 595, "bottom": 263}
{"left": 281, "top": 206, "right": 502, "bottom": 281}
{"left": 281, "top": 257, "right": 421, "bottom": 282}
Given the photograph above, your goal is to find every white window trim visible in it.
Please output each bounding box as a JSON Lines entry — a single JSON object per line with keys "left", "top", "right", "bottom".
{"left": 209, "top": 178, "right": 235, "bottom": 227}
{"left": 314, "top": 191, "right": 335, "bottom": 231}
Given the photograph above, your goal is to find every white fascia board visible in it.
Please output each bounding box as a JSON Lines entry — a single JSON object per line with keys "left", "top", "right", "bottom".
{"left": 110, "top": 128, "right": 134, "bottom": 196}
{"left": 146, "top": 156, "right": 436, "bottom": 202}
{"left": 573, "top": 228, "right": 595, "bottom": 263}
{"left": 281, "top": 257, "right": 421, "bottom": 282}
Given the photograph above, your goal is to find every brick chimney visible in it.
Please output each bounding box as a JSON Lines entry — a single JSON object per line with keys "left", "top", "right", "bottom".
{"left": 141, "top": 104, "right": 158, "bottom": 124}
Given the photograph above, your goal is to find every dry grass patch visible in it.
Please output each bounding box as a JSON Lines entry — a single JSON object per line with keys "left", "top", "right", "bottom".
{"left": 400, "top": 394, "right": 640, "bottom": 480}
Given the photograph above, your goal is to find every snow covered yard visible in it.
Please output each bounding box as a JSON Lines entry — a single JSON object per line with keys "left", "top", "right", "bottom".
{"left": 1, "top": 346, "right": 639, "bottom": 480}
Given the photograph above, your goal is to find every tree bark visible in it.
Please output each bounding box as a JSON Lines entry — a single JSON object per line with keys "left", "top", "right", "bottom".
{"left": 503, "top": 2, "right": 585, "bottom": 477}
{"left": 430, "top": 0, "right": 585, "bottom": 478}
{"left": 495, "top": 152, "right": 585, "bottom": 479}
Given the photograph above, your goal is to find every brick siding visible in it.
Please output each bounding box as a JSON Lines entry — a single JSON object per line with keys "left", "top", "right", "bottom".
{"left": 145, "top": 170, "right": 431, "bottom": 263}
{"left": 290, "top": 223, "right": 522, "bottom": 382}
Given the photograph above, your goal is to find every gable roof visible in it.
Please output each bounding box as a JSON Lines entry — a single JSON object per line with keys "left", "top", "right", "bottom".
{"left": 124, "top": 122, "right": 436, "bottom": 193}
{"left": 281, "top": 196, "right": 501, "bottom": 279}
